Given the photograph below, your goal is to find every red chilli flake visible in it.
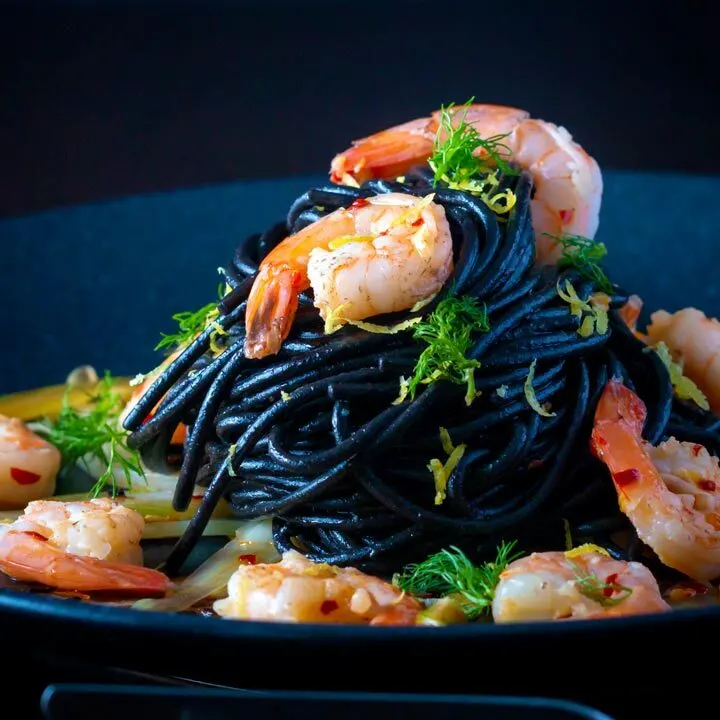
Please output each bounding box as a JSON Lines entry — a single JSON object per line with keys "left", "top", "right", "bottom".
{"left": 411, "top": 217, "right": 424, "bottom": 227}
{"left": 698, "top": 480, "right": 717, "bottom": 492}
{"left": 10, "top": 467, "right": 42, "bottom": 485}
{"left": 320, "top": 600, "right": 339, "bottom": 615}
{"left": 350, "top": 198, "right": 369, "bottom": 210}
{"left": 603, "top": 573, "right": 619, "bottom": 597}
{"left": 614, "top": 468, "right": 640, "bottom": 487}
{"left": 25, "top": 531, "right": 49, "bottom": 542}
{"left": 238, "top": 554, "right": 257, "bottom": 565}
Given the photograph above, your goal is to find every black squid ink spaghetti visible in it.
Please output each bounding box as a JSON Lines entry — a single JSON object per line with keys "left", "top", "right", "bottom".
{"left": 2, "top": 99, "right": 719, "bottom": 625}
{"left": 121, "top": 165, "right": 719, "bottom": 581}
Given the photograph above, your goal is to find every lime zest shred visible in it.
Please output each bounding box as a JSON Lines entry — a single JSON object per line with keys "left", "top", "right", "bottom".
{"left": 227, "top": 444, "right": 237, "bottom": 477}
{"left": 327, "top": 234, "right": 375, "bottom": 251}
{"left": 428, "top": 427, "right": 466, "bottom": 505}
{"left": 323, "top": 303, "right": 422, "bottom": 337}
{"left": 439, "top": 426, "right": 455, "bottom": 455}
{"left": 324, "top": 304, "right": 349, "bottom": 335}
{"left": 652, "top": 341, "right": 710, "bottom": 410}
{"left": 557, "top": 280, "right": 609, "bottom": 338}
{"left": 393, "top": 376, "right": 411, "bottom": 406}
{"left": 411, "top": 293, "right": 438, "bottom": 313}
{"left": 280, "top": 391, "right": 291, "bottom": 402}
{"left": 344, "top": 317, "right": 422, "bottom": 335}
{"left": 524, "top": 359, "right": 556, "bottom": 418}
{"left": 565, "top": 543, "right": 610, "bottom": 559}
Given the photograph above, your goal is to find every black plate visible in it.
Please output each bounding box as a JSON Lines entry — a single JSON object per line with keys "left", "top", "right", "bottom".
{"left": 40, "top": 686, "right": 615, "bottom": 720}
{"left": 1, "top": 172, "right": 720, "bottom": 716}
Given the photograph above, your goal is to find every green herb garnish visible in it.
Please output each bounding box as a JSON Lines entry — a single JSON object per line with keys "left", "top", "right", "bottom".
{"left": 394, "top": 541, "right": 522, "bottom": 619}
{"left": 35, "top": 372, "right": 145, "bottom": 498}
{"left": 550, "top": 233, "right": 613, "bottom": 294}
{"left": 398, "top": 295, "right": 490, "bottom": 405}
{"left": 569, "top": 561, "right": 633, "bottom": 607}
{"left": 651, "top": 341, "right": 710, "bottom": 410}
{"left": 429, "top": 98, "right": 518, "bottom": 184}
{"left": 155, "top": 282, "right": 227, "bottom": 353}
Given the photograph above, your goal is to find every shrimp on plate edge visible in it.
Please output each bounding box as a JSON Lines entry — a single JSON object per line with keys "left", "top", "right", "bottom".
{"left": 213, "top": 549, "right": 421, "bottom": 625}
{"left": 492, "top": 545, "right": 670, "bottom": 623}
{"left": 0, "top": 498, "right": 171, "bottom": 597}
{"left": 591, "top": 377, "right": 720, "bottom": 583}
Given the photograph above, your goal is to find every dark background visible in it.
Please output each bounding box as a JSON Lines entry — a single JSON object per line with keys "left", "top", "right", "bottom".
{"left": 1, "top": 0, "right": 719, "bottom": 394}
{"left": 1, "top": 0, "right": 718, "bottom": 219}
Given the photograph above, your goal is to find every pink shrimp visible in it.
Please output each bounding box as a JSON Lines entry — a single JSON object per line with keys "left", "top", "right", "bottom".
{"left": 645, "top": 307, "right": 720, "bottom": 414}
{"left": 492, "top": 547, "right": 669, "bottom": 622}
{"left": 0, "top": 414, "right": 60, "bottom": 510}
{"left": 329, "top": 103, "right": 602, "bottom": 264}
{"left": 591, "top": 379, "right": 720, "bottom": 582}
{"left": 243, "top": 193, "right": 452, "bottom": 359}
{"left": 0, "top": 499, "right": 170, "bottom": 596}
{"left": 213, "top": 549, "right": 421, "bottom": 625}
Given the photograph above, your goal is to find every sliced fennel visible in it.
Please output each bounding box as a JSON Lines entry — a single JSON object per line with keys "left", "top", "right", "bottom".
{"left": 133, "top": 519, "right": 278, "bottom": 613}
{"left": 0, "top": 490, "right": 233, "bottom": 524}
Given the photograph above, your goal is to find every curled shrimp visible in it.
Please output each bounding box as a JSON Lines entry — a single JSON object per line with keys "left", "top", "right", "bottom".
{"left": 330, "top": 103, "right": 602, "bottom": 264}
{"left": 645, "top": 307, "right": 720, "bottom": 414}
{"left": 492, "top": 547, "right": 670, "bottom": 622}
{"left": 244, "top": 192, "right": 453, "bottom": 359}
{"left": 0, "top": 499, "right": 170, "bottom": 596}
{"left": 0, "top": 415, "right": 61, "bottom": 510}
{"left": 213, "top": 549, "right": 421, "bottom": 625}
{"left": 591, "top": 378, "right": 720, "bottom": 582}
{"left": 618, "top": 294, "right": 647, "bottom": 342}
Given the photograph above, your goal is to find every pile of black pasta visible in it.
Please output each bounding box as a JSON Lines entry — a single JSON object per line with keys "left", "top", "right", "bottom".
{"left": 123, "top": 168, "right": 720, "bottom": 577}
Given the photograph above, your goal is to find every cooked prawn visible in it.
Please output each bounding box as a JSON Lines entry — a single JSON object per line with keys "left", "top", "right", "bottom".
{"left": 591, "top": 378, "right": 720, "bottom": 582}
{"left": 492, "top": 546, "right": 669, "bottom": 622}
{"left": 244, "top": 192, "right": 453, "bottom": 359}
{"left": 0, "top": 499, "right": 170, "bottom": 595}
{"left": 618, "top": 294, "right": 647, "bottom": 341}
{"left": 213, "top": 549, "right": 421, "bottom": 625}
{"left": 330, "top": 103, "right": 602, "bottom": 264}
{"left": 0, "top": 415, "right": 61, "bottom": 510}
{"left": 645, "top": 307, "right": 720, "bottom": 414}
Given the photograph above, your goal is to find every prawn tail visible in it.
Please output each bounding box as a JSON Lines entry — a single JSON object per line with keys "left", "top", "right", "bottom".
{"left": 0, "top": 531, "right": 171, "bottom": 597}
{"left": 66, "top": 558, "right": 172, "bottom": 597}
{"left": 244, "top": 266, "right": 302, "bottom": 360}
{"left": 330, "top": 122, "right": 435, "bottom": 185}
{"left": 593, "top": 378, "right": 647, "bottom": 438}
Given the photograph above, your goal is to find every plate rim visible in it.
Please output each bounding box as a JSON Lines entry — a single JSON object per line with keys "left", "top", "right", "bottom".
{"left": 2, "top": 585, "right": 719, "bottom": 642}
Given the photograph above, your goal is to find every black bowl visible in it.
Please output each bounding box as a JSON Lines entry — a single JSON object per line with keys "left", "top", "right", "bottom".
{"left": 2, "top": 172, "right": 719, "bottom": 719}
